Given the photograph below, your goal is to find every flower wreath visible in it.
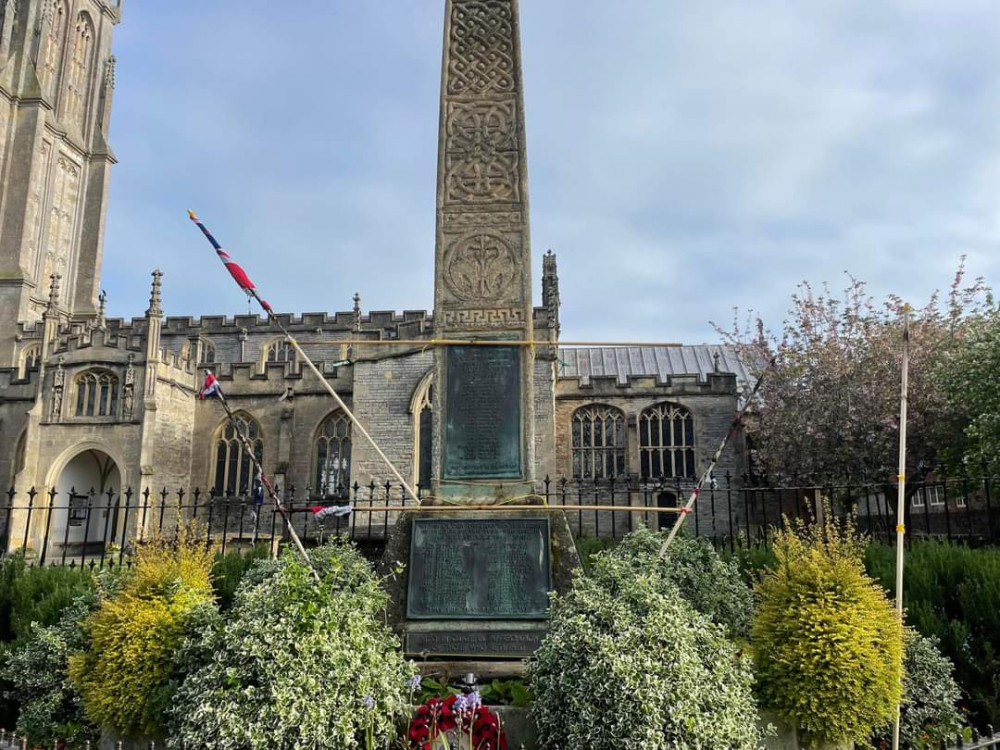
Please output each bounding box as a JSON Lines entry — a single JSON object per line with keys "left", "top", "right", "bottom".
{"left": 409, "top": 693, "right": 508, "bottom": 750}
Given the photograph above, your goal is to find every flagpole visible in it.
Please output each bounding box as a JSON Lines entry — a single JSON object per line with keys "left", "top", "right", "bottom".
{"left": 188, "top": 211, "right": 421, "bottom": 508}
{"left": 891, "top": 311, "right": 910, "bottom": 750}
{"left": 211, "top": 388, "right": 319, "bottom": 579}
{"left": 657, "top": 358, "right": 775, "bottom": 559}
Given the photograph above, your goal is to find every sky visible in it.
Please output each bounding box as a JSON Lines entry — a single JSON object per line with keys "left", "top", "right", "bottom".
{"left": 100, "top": 1, "right": 1000, "bottom": 344}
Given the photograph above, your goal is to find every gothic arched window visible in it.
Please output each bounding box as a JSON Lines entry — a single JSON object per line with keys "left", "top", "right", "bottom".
{"left": 410, "top": 373, "right": 434, "bottom": 492}
{"left": 64, "top": 12, "right": 95, "bottom": 127}
{"left": 263, "top": 339, "right": 296, "bottom": 369}
{"left": 74, "top": 370, "right": 118, "bottom": 417}
{"left": 212, "top": 413, "right": 264, "bottom": 496}
{"left": 571, "top": 404, "right": 626, "bottom": 479}
{"left": 200, "top": 339, "right": 216, "bottom": 365}
{"left": 41, "top": 0, "right": 68, "bottom": 101}
{"left": 639, "top": 402, "right": 696, "bottom": 480}
{"left": 19, "top": 344, "right": 42, "bottom": 379}
{"left": 315, "top": 412, "right": 351, "bottom": 496}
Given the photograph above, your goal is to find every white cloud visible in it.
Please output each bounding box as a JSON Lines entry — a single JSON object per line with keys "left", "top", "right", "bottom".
{"left": 102, "top": 1, "right": 1000, "bottom": 344}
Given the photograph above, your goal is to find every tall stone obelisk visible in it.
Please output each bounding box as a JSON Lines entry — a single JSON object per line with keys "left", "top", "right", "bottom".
{"left": 432, "top": 0, "right": 535, "bottom": 500}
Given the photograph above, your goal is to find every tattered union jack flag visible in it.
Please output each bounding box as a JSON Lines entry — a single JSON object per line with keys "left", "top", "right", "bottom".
{"left": 198, "top": 369, "right": 224, "bottom": 401}
{"left": 188, "top": 210, "right": 274, "bottom": 314}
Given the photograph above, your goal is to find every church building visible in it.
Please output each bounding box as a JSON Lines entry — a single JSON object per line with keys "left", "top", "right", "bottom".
{"left": 0, "top": 0, "right": 750, "bottom": 556}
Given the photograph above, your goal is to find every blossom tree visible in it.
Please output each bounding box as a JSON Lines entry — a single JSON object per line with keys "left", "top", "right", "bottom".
{"left": 716, "top": 263, "right": 990, "bottom": 498}
{"left": 936, "top": 300, "right": 1000, "bottom": 472}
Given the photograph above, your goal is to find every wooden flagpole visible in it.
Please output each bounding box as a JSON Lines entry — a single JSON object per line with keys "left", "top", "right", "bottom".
{"left": 188, "top": 211, "right": 421, "bottom": 508}
{"left": 249, "top": 297, "right": 422, "bottom": 507}
{"left": 891, "top": 311, "right": 911, "bottom": 750}
{"left": 657, "top": 358, "right": 775, "bottom": 559}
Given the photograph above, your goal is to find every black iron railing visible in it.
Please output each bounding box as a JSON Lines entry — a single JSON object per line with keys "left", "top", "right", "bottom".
{"left": 3, "top": 471, "right": 998, "bottom": 568}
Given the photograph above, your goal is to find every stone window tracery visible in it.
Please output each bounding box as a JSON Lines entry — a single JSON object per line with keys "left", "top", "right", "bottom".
{"left": 212, "top": 412, "right": 263, "bottom": 497}
{"left": 200, "top": 339, "right": 216, "bottom": 364}
{"left": 19, "top": 344, "right": 42, "bottom": 379}
{"left": 63, "top": 12, "right": 94, "bottom": 127}
{"left": 571, "top": 404, "right": 626, "bottom": 480}
{"left": 41, "top": 0, "right": 69, "bottom": 102}
{"left": 263, "top": 339, "right": 296, "bottom": 369}
{"left": 314, "top": 412, "right": 351, "bottom": 497}
{"left": 74, "top": 370, "right": 118, "bottom": 417}
{"left": 639, "top": 402, "right": 696, "bottom": 480}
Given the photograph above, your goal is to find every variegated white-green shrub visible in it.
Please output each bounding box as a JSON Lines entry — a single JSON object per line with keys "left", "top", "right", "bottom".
{"left": 529, "top": 545, "right": 764, "bottom": 750}
{"left": 606, "top": 527, "right": 754, "bottom": 638}
{"left": 166, "top": 544, "right": 416, "bottom": 750}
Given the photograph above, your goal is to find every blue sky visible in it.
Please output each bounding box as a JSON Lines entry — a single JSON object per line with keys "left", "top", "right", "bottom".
{"left": 100, "top": 1, "right": 1000, "bottom": 343}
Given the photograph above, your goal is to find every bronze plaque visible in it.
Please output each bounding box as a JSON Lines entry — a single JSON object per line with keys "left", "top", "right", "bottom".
{"left": 406, "top": 518, "right": 551, "bottom": 620}
{"left": 406, "top": 629, "right": 547, "bottom": 658}
{"left": 443, "top": 345, "right": 521, "bottom": 479}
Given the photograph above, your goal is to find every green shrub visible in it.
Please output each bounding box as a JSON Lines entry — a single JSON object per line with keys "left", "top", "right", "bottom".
{"left": 529, "top": 547, "right": 763, "bottom": 749}
{"left": 0, "top": 595, "right": 98, "bottom": 749}
{"left": 865, "top": 541, "right": 1000, "bottom": 730}
{"left": 609, "top": 527, "right": 755, "bottom": 638}
{"left": 573, "top": 535, "right": 619, "bottom": 573}
{"left": 167, "top": 543, "right": 416, "bottom": 750}
{"left": 872, "top": 632, "right": 965, "bottom": 747}
{"left": 210, "top": 544, "right": 272, "bottom": 609}
{"left": 69, "top": 533, "right": 217, "bottom": 737}
{"left": 753, "top": 512, "right": 903, "bottom": 746}
{"left": 0, "top": 553, "right": 94, "bottom": 645}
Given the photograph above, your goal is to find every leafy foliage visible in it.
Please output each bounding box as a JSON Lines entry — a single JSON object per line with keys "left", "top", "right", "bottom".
{"left": 866, "top": 541, "right": 1000, "bottom": 730}
{"left": 752, "top": 509, "right": 903, "bottom": 746}
{"left": 69, "top": 532, "right": 216, "bottom": 737}
{"left": 167, "top": 543, "right": 415, "bottom": 750}
{"left": 210, "top": 543, "right": 272, "bottom": 610}
{"left": 936, "top": 300, "right": 1000, "bottom": 471}
{"left": 873, "top": 632, "right": 965, "bottom": 747}
{"left": 0, "top": 552, "right": 94, "bottom": 645}
{"left": 0, "top": 595, "right": 98, "bottom": 749}
{"left": 529, "top": 545, "right": 763, "bottom": 749}
{"left": 717, "top": 266, "right": 990, "bottom": 483}
{"left": 611, "top": 528, "right": 755, "bottom": 638}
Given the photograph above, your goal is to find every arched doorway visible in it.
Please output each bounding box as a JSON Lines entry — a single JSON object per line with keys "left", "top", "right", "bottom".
{"left": 52, "top": 449, "right": 122, "bottom": 554}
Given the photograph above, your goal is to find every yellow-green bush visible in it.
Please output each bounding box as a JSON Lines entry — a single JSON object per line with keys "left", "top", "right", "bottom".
{"left": 752, "top": 509, "right": 903, "bottom": 747}
{"left": 69, "top": 532, "right": 215, "bottom": 737}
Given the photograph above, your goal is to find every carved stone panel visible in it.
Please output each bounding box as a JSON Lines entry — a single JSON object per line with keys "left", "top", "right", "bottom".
{"left": 443, "top": 230, "right": 521, "bottom": 304}
{"left": 445, "top": 100, "right": 520, "bottom": 205}
{"left": 448, "top": 0, "right": 516, "bottom": 97}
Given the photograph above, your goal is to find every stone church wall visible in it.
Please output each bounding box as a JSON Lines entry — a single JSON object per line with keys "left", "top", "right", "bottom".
{"left": 351, "top": 350, "right": 433, "bottom": 494}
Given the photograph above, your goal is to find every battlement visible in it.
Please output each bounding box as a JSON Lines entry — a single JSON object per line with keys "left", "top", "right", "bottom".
{"left": 157, "top": 309, "right": 435, "bottom": 336}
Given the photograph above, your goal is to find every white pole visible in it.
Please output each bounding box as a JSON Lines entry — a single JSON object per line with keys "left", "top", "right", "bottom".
{"left": 891, "top": 311, "right": 910, "bottom": 750}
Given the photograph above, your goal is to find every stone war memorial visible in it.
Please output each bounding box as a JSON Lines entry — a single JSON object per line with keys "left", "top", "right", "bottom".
{"left": 0, "top": 0, "right": 991, "bottom": 749}
{"left": 379, "top": 0, "right": 581, "bottom": 673}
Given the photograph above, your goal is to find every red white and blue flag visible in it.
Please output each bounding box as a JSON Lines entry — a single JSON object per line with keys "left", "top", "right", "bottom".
{"left": 188, "top": 210, "right": 274, "bottom": 314}
{"left": 199, "top": 370, "right": 224, "bottom": 401}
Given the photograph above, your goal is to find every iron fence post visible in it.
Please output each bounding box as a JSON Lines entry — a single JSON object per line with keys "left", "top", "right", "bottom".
{"left": 119, "top": 488, "right": 133, "bottom": 566}
{"left": 39, "top": 487, "right": 57, "bottom": 566}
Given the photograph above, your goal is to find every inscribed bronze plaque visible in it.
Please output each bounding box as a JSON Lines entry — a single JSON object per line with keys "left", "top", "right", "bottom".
{"left": 443, "top": 345, "right": 521, "bottom": 479}
{"left": 406, "top": 629, "right": 547, "bottom": 658}
{"left": 406, "top": 518, "right": 551, "bottom": 620}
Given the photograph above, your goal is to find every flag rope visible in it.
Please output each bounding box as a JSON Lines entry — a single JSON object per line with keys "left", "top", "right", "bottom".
{"left": 657, "top": 358, "right": 775, "bottom": 559}
{"left": 189, "top": 211, "right": 422, "bottom": 508}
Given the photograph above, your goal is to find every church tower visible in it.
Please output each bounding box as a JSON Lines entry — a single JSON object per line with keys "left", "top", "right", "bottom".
{"left": 0, "top": 0, "right": 122, "bottom": 365}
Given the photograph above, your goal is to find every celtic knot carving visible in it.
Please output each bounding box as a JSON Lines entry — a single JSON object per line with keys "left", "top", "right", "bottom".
{"left": 444, "top": 231, "right": 520, "bottom": 303}
{"left": 448, "top": 0, "right": 516, "bottom": 96}
{"left": 445, "top": 101, "right": 519, "bottom": 204}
